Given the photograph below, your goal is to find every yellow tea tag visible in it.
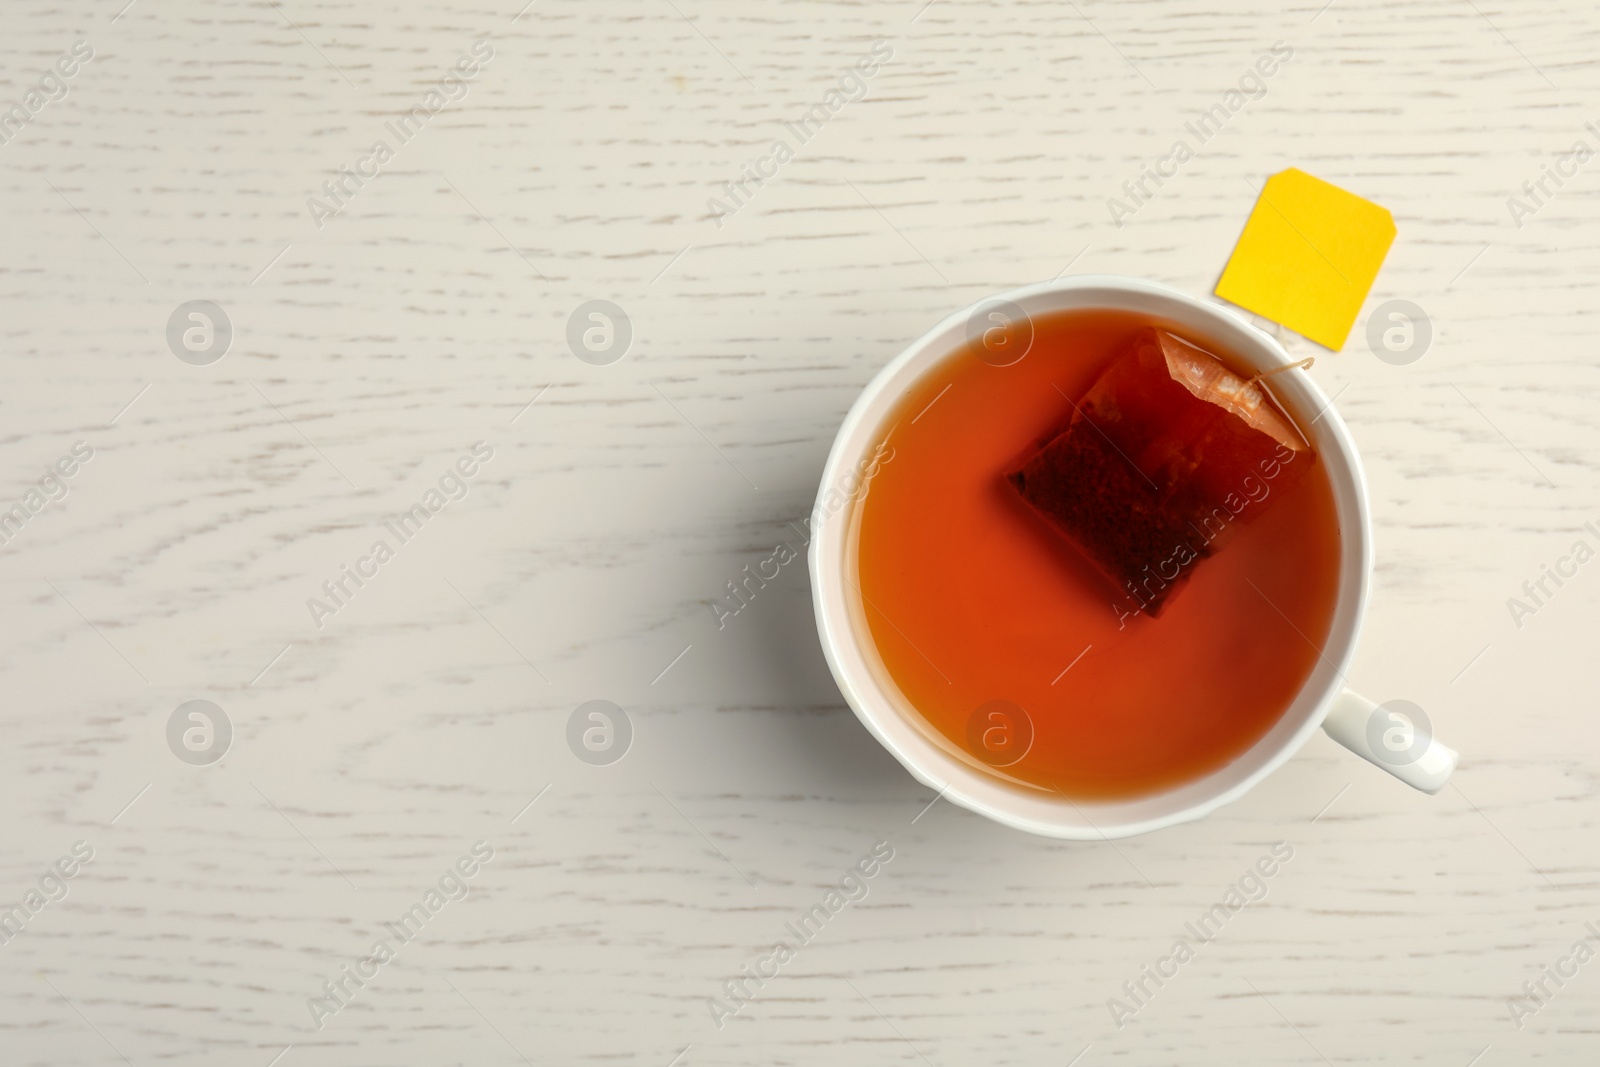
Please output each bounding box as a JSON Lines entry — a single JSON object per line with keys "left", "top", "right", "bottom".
{"left": 1215, "top": 168, "right": 1396, "bottom": 351}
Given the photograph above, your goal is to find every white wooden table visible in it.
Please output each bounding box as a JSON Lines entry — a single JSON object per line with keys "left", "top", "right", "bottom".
{"left": 2, "top": 1, "right": 1596, "bottom": 1063}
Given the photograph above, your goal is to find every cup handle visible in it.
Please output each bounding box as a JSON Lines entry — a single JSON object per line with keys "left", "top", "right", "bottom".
{"left": 1320, "top": 689, "right": 1458, "bottom": 794}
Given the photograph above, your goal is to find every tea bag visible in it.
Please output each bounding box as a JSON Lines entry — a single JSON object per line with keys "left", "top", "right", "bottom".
{"left": 1007, "top": 328, "right": 1313, "bottom": 617}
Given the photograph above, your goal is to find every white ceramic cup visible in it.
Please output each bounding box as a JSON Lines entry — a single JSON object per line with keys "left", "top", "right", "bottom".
{"left": 809, "top": 275, "right": 1457, "bottom": 840}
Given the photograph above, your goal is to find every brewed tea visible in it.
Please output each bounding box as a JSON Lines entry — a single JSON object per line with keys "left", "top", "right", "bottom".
{"left": 852, "top": 308, "right": 1341, "bottom": 799}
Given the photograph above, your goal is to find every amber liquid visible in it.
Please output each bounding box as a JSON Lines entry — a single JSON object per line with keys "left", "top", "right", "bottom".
{"left": 853, "top": 308, "right": 1343, "bottom": 799}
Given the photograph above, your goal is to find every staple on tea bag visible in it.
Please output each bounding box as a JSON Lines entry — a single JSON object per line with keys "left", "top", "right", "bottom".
{"left": 1007, "top": 328, "right": 1315, "bottom": 617}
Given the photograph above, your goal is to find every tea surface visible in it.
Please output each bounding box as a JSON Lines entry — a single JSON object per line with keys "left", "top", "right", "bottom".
{"left": 853, "top": 308, "right": 1343, "bottom": 798}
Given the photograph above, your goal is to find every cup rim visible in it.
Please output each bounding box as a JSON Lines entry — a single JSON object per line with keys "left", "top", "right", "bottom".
{"left": 808, "top": 274, "right": 1372, "bottom": 839}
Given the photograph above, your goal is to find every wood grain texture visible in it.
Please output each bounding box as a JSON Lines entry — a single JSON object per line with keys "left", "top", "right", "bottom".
{"left": 1, "top": 0, "right": 1597, "bottom": 1063}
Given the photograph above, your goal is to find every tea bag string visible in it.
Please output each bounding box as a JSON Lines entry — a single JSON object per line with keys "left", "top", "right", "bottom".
{"left": 1243, "top": 356, "right": 1317, "bottom": 451}
{"left": 1245, "top": 356, "right": 1314, "bottom": 387}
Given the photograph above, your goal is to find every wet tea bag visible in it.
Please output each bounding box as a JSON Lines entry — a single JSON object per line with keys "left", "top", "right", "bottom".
{"left": 1007, "top": 328, "right": 1313, "bottom": 617}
